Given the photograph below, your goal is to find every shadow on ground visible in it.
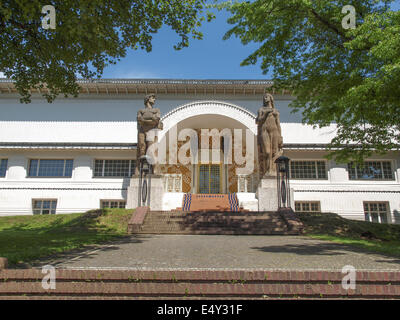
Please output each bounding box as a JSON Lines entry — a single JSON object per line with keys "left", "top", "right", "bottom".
{"left": 30, "top": 235, "right": 152, "bottom": 268}
{"left": 251, "top": 237, "right": 400, "bottom": 265}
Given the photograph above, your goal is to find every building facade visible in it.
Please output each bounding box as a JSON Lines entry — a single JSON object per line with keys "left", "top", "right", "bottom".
{"left": 0, "top": 79, "right": 399, "bottom": 223}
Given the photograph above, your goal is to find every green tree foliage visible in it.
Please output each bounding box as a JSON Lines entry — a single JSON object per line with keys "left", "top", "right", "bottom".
{"left": 0, "top": 0, "right": 213, "bottom": 103}
{"left": 220, "top": 0, "right": 399, "bottom": 162}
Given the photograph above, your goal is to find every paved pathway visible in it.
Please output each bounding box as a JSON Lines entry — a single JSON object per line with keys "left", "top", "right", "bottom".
{"left": 37, "top": 235, "right": 400, "bottom": 271}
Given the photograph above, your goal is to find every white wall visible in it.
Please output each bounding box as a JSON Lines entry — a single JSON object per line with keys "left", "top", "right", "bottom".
{"left": 1, "top": 148, "right": 399, "bottom": 222}
{"left": 0, "top": 93, "right": 300, "bottom": 123}
{"left": 285, "top": 150, "right": 400, "bottom": 223}
{"left": 0, "top": 150, "right": 134, "bottom": 215}
{"left": 1, "top": 95, "right": 399, "bottom": 222}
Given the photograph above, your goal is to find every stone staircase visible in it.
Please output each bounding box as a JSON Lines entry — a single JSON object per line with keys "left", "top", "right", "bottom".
{"left": 134, "top": 211, "right": 299, "bottom": 235}
{"left": 1, "top": 269, "right": 399, "bottom": 299}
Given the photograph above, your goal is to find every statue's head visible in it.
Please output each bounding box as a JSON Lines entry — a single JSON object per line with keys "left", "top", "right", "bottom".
{"left": 263, "top": 93, "right": 274, "bottom": 108}
{"left": 144, "top": 94, "right": 156, "bottom": 108}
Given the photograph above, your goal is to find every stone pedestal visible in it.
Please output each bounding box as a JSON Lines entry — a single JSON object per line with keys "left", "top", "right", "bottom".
{"left": 126, "top": 174, "right": 164, "bottom": 210}
{"left": 256, "top": 176, "right": 294, "bottom": 212}
{"left": 256, "top": 176, "right": 278, "bottom": 212}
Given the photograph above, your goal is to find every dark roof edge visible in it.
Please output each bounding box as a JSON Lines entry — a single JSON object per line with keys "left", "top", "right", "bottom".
{"left": 0, "top": 78, "right": 274, "bottom": 85}
{"left": 0, "top": 142, "right": 137, "bottom": 148}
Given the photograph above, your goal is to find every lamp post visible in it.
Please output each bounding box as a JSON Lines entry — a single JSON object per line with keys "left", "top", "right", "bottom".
{"left": 275, "top": 155, "right": 291, "bottom": 209}
{"left": 138, "top": 155, "right": 153, "bottom": 207}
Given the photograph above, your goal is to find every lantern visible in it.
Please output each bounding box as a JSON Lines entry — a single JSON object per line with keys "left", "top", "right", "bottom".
{"left": 275, "top": 155, "right": 291, "bottom": 209}
{"left": 138, "top": 155, "right": 153, "bottom": 206}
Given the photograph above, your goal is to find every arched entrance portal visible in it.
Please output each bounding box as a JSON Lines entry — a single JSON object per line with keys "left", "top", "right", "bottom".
{"left": 158, "top": 101, "right": 258, "bottom": 195}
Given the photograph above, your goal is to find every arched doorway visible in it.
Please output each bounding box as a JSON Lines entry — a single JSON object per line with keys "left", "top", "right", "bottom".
{"left": 158, "top": 101, "right": 258, "bottom": 194}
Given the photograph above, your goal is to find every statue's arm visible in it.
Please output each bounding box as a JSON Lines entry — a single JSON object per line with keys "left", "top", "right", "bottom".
{"left": 275, "top": 111, "right": 282, "bottom": 136}
{"left": 275, "top": 111, "right": 283, "bottom": 147}
{"left": 154, "top": 109, "right": 163, "bottom": 129}
{"left": 138, "top": 115, "right": 156, "bottom": 125}
{"left": 256, "top": 109, "right": 265, "bottom": 124}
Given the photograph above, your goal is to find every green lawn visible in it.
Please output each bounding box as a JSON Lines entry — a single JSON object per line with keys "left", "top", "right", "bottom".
{"left": 298, "top": 212, "right": 400, "bottom": 257}
{"left": 0, "top": 209, "right": 133, "bottom": 266}
{"left": 1, "top": 209, "right": 400, "bottom": 267}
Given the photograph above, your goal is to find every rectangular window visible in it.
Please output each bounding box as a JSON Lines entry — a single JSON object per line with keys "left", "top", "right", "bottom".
{"left": 28, "top": 159, "right": 73, "bottom": 177}
{"left": 290, "top": 161, "right": 327, "bottom": 179}
{"left": 94, "top": 160, "right": 136, "bottom": 177}
{"left": 100, "top": 200, "right": 126, "bottom": 209}
{"left": 364, "top": 202, "right": 389, "bottom": 223}
{"left": 295, "top": 201, "right": 321, "bottom": 213}
{"left": 33, "top": 199, "right": 57, "bottom": 215}
{"left": 0, "top": 159, "right": 8, "bottom": 177}
{"left": 348, "top": 161, "right": 394, "bottom": 180}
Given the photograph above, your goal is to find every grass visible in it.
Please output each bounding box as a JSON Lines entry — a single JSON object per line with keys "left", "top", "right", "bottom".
{"left": 1, "top": 209, "right": 400, "bottom": 266}
{"left": 0, "top": 209, "right": 133, "bottom": 266}
{"left": 298, "top": 211, "right": 400, "bottom": 257}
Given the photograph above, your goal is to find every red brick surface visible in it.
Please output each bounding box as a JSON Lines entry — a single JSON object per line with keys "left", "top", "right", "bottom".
{"left": 0, "top": 269, "right": 399, "bottom": 299}
{"left": 183, "top": 194, "right": 236, "bottom": 212}
{"left": 127, "top": 206, "right": 149, "bottom": 233}
{"left": 133, "top": 210, "right": 299, "bottom": 235}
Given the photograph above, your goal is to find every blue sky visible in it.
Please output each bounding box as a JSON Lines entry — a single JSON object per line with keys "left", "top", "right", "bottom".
{"left": 102, "top": 9, "right": 267, "bottom": 79}
{"left": 102, "top": 1, "right": 400, "bottom": 80}
{"left": 1, "top": 2, "right": 398, "bottom": 80}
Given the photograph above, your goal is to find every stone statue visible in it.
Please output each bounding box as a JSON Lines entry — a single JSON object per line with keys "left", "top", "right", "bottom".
{"left": 256, "top": 93, "right": 283, "bottom": 177}
{"left": 136, "top": 94, "right": 163, "bottom": 174}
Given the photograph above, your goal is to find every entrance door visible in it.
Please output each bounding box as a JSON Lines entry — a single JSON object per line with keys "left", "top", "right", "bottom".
{"left": 198, "top": 164, "right": 221, "bottom": 194}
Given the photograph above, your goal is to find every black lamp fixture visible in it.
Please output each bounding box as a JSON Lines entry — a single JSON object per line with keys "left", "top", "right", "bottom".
{"left": 138, "top": 155, "right": 153, "bottom": 206}
{"left": 139, "top": 155, "right": 152, "bottom": 175}
{"left": 275, "top": 155, "right": 291, "bottom": 209}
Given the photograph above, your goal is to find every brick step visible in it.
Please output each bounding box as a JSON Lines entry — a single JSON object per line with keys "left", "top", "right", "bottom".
{"left": 128, "top": 208, "right": 304, "bottom": 236}
{"left": 141, "top": 225, "right": 287, "bottom": 230}
{"left": 136, "top": 231, "right": 289, "bottom": 235}
{"left": 144, "top": 215, "right": 283, "bottom": 221}
{"left": 137, "top": 227, "right": 290, "bottom": 234}
{"left": 142, "top": 220, "right": 287, "bottom": 226}
{"left": 1, "top": 269, "right": 399, "bottom": 299}
{"left": 139, "top": 228, "right": 288, "bottom": 232}
{"left": 146, "top": 213, "right": 278, "bottom": 217}
{"left": 149, "top": 211, "right": 277, "bottom": 215}
{"left": 145, "top": 217, "right": 283, "bottom": 222}
{"left": 139, "top": 224, "right": 288, "bottom": 229}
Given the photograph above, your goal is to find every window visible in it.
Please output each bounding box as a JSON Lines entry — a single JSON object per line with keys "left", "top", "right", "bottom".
{"left": 28, "top": 159, "right": 73, "bottom": 177}
{"left": 101, "top": 200, "right": 126, "bottom": 209}
{"left": 33, "top": 199, "right": 57, "bottom": 214}
{"left": 295, "top": 201, "right": 321, "bottom": 213}
{"left": 290, "top": 161, "right": 327, "bottom": 179}
{"left": 94, "top": 160, "right": 136, "bottom": 177}
{"left": 0, "top": 159, "right": 7, "bottom": 177}
{"left": 348, "top": 161, "right": 394, "bottom": 180}
{"left": 198, "top": 164, "right": 221, "bottom": 194}
{"left": 163, "top": 174, "right": 183, "bottom": 193}
{"left": 364, "top": 202, "right": 389, "bottom": 223}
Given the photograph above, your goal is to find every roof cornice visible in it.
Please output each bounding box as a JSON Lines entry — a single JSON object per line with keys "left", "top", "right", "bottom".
{"left": 0, "top": 78, "right": 293, "bottom": 96}
{"left": 0, "top": 142, "right": 137, "bottom": 150}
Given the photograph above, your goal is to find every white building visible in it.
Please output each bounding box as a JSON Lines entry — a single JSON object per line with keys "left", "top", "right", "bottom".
{"left": 0, "top": 79, "right": 399, "bottom": 223}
